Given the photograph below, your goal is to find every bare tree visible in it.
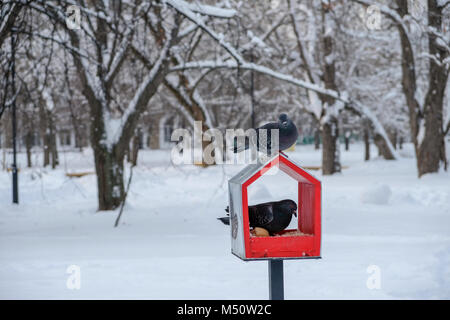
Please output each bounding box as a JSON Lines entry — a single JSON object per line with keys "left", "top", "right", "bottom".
{"left": 2, "top": 0, "right": 413, "bottom": 213}
{"left": 353, "top": 0, "right": 450, "bottom": 176}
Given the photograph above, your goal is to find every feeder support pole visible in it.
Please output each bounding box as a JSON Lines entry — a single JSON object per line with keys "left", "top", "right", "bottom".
{"left": 268, "top": 259, "right": 284, "bottom": 300}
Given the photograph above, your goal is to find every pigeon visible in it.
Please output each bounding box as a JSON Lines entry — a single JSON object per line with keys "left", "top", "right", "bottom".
{"left": 217, "top": 199, "right": 297, "bottom": 235}
{"left": 232, "top": 114, "right": 298, "bottom": 154}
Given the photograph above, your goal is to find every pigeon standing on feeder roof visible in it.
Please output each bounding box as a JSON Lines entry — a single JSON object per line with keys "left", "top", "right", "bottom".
{"left": 232, "top": 114, "right": 298, "bottom": 154}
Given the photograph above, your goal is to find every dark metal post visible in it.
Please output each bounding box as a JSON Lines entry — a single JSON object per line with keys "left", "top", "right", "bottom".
{"left": 268, "top": 259, "right": 284, "bottom": 300}
{"left": 11, "top": 32, "right": 18, "bottom": 204}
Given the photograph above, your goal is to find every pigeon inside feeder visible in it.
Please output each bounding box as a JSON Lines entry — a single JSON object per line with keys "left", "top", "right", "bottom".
{"left": 219, "top": 199, "right": 298, "bottom": 237}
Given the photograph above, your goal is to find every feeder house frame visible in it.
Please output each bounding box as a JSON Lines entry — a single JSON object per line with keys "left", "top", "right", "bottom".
{"left": 228, "top": 152, "right": 321, "bottom": 260}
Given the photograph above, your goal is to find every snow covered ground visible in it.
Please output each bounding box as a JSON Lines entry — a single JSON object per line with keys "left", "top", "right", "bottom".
{"left": 0, "top": 143, "right": 449, "bottom": 299}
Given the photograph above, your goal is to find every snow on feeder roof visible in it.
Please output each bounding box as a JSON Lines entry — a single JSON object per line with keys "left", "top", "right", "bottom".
{"left": 228, "top": 152, "right": 321, "bottom": 260}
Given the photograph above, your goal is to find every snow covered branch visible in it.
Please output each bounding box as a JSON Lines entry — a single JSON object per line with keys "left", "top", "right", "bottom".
{"left": 170, "top": 60, "right": 342, "bottom": 100}
{"left": 346, "top": 101, "right": 400, "bottom": 159}
{"left": 0, "top": 2, "right": 21, "bottom": 48}
{"left": 164, "top": 0, "right": 245, "bottom": 64}
{"left": 175, "top": 0, "right": 236, "bottom": 18}
{"left": 170, "top": 60, "right": 399, "bottom": 159}
{"left": 113, "top": 21, "right": 181, "bottom": 149}
{"left": 104, "top": 2, "right": 151, "bottom": 87}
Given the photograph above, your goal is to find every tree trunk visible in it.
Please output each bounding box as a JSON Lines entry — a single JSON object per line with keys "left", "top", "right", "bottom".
{"left": 50, "top": 131, "right": 58, "bottom": 169}
{"left": 39, "top": 99, "right": 50, "bottom": 167}
{"left": 417, "top": 89, "right": 447, "bottom": 175}
{"left": 66, "top": 74, "right": 83, "bottom": 152}
{"left": 363, "top": 123, "right": 370, "bottom": 161}
{"left": 322, "top": 118, "right": 341, "bottom": 175}
{"left": 344, "top": 135, "right": 350, "bottom": 151}
{"left": 394, "top": 0, "right": 448, "bottom": 176}
{"left": 39, "top": 96, "right": 58, "bottom": 168}
{"left": 125, "top": 143, "right": 131, "bottom": 163}
{"left": 416, "top": 0, "right": 448, "bottom": 176}
{"left": 314, "top": 128, "right": 321, "bottom": 150}
{"left": 25, "top": 131, "right": 32, "bottom": 168}
{"left": 374, "top": 133, "right": 395, "bottom": 160}
{"left": 387, "top": 128, "right": 397, "bottom": 150}
{"left": 130, "top": 133, "right": 140, "bottom": 167}
{"left": 23, "top": 111, "right": 34, "bottom": 168}
{"left": 43, "top": 136, "right": 50, "bottom": 166}
{"left": 94, "top": 145, "right": 125, "bottom": 211}
{"left": 320, "top": 6, "right": 341, "bottom": 175}
{"left": 70, "top": 111, "right": 83, "bottom": 152}
{"left": 48, "top": 115, "right": 58, "bottom": 169}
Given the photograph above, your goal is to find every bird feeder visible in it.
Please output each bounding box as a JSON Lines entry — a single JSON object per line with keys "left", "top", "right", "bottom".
{"left": 228, "top": 152, "right": 321, "bottom": 260}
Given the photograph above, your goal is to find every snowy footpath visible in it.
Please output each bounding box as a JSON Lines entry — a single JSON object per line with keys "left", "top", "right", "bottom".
{"left": 0, "top": 144, "right": 449, "bottom": 299}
